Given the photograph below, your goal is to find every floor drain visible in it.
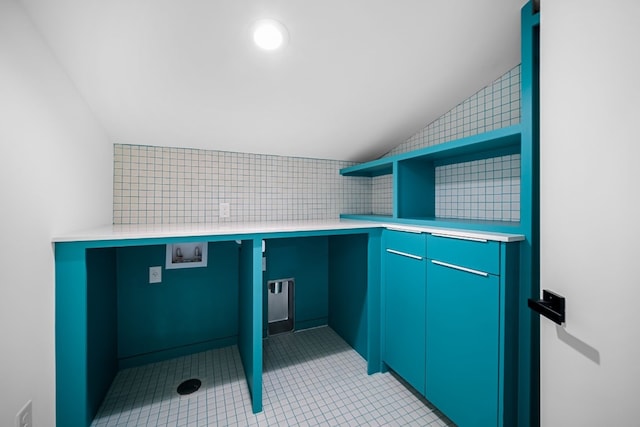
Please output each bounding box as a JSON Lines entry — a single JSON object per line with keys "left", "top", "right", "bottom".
{"left": 177, "top": 378, "right": 202, "bottom": 395}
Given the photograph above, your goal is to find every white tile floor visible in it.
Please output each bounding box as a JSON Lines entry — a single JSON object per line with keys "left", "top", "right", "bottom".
{"left": 91, "top": 327, "right": 454, "bottom": 426}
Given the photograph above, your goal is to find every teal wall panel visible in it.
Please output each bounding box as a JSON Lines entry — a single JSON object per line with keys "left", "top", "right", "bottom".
{"left": 264, "top": 237, "right": 329, "bottom": 331}
{"left": 328, "top": 234, "right": 368, "bottom": 359}
{"left": 86, "top": 247, "right": 118, "bottom": 421}
{"left": 55, "top": 242, "right": 90, "bottom": 427}
{"left": 116, "top": 241, "right": 239, "bottom": 365}
{"left": 397, "top": 158, "right": 435, "bottom": 219}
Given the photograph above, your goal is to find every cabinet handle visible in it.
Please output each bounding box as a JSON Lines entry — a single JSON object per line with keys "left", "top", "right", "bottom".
{"left": 430, "top": 260, "right": 488, "bottom": 277}
{"left": 386, "top": 248, "right": 423, "bottom": 260}
{"left": 386, "top": 226, "right": 423, "bottom": 234}
{"left": 430, "top": 233, "right": 488, "bottom": 243}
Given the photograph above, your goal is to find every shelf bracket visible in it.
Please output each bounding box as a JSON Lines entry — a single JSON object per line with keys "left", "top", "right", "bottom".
{"left": 528, "top": 289, "right": 566, "bottom": 325}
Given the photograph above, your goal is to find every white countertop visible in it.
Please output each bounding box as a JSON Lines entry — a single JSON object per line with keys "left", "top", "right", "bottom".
{"left": 52, "top": 219, "right": 524, "bottom": 243}
{"left": 377, "top": 223, "right": 524, "bottom": 242}
{"left": 52, "top": 220, "right": 376, "bottom": 242}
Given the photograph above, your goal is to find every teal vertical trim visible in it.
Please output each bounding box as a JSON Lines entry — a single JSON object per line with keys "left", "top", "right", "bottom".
{"left": 498, "top": 246, "right": 507, "bottom": 427}
{"left": 250, "top": 238, "right": 263, "bottom": 413}
{"left": 366, "top": 229, "right": 382, "bottom": 374}
{"left": 86, "top": 248, "right": 118, "bottom": 422}
{"left": 498, "top": 242, "right": 520, "bottom": 427}
{"left": 238, "top": 241, "right": 252, "bottom": 406}
{"left": 55, "top": 242, "right": 90, "bottom": 427}
{"left": 519, "top": 1, "right": 540, "bottom": 426}
{"left": 238, "top": 239, "right": 263, "bottom": 414}
{"left": 392, "top": 161, "right": 399, "bottom": 218}
{"left": 379, "top": 230, "right": 389, "bottom": 374}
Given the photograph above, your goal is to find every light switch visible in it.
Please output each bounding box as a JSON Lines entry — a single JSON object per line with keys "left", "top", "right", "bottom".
{"left": 219, "top": 202, "right": 230, "bottom": 218}
{"left": 149, "top": 266, "right": 162, "bottom": 283}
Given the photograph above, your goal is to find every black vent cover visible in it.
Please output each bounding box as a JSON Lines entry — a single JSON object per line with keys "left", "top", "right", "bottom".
{"left": 177, "top": 378, "right": 202, "bottom": 395}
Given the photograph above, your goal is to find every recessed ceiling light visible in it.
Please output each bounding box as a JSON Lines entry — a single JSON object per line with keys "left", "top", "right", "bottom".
{"left": 252, "top": 19, "right": 288, "bottom": 51}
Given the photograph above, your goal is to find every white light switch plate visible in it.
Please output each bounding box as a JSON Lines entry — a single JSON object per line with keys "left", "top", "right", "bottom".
{"left": 149, "top": 266, "right": 162, "bottom": 283}
{"left": 219, "top": 202, "right": 230, "bottom": 218}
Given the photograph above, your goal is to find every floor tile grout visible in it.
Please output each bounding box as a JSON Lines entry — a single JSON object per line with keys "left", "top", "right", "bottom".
{"left": 91, "top": 326, "right": 454, "bottom": 426}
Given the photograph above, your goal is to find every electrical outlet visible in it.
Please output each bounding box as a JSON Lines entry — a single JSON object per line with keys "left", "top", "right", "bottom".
{"left": 219, "top": 202, "right": 230, "bottom": 218}
{"left": 15, "top": 400, "right": 32, "bottom": 427}
{"left": 149, "top": 266, "right": 162, "bottom": 284}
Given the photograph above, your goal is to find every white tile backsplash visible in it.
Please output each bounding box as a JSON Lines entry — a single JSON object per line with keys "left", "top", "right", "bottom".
{"left": 113, "top": 65, "right": 521, "bottom": 225}
{"left": 114, "top": 147, "right": 370, "bottom": 225}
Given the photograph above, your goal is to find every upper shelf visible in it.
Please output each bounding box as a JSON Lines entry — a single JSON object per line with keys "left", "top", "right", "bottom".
{"left": 341, "top": 125, "right": 522, "bottom": 177}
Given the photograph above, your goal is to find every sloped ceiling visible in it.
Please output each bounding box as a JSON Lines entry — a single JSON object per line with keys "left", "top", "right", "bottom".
{"left": 20, "top": 0, "right": 525, "bottom": 162}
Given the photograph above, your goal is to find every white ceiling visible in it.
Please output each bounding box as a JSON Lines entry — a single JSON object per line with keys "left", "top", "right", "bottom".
{"left": 21, "top": 0, "right": 525, "bottom": 162}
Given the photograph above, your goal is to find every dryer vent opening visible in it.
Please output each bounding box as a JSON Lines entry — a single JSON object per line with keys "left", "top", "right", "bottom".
{"left": 177, "top": 378, "right": 202, "bottom": 395}
{"left": 267, "top": 278, "right": 294, "bottom": 335}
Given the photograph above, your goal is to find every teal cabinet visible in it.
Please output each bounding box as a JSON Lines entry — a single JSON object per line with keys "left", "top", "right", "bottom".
{"left": 426, "top": 257, "right": 499, "bottom": 426}
{"left": 425, "top": 234, "right": 519, "bottom": 427}
{"left": 382, "top": 229, "right": 426, "bottom": 395}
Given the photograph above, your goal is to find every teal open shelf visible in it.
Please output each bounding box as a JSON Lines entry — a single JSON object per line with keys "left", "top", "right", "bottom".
{"left": 340, "top": 160, "right": 394, "bottom": 177}
{"left": 340, "top": 125, "right": 523, "bottom": 233}
{"left": 340, "top": 125, "right": 521, "bottom": 177}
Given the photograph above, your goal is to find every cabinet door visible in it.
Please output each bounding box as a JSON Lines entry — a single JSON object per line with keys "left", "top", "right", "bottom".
{"left": 426, "top": 260, "right": 499, "bottom": 427}
{"left": 384, "top": 249, "right": 426, "bottom": 395}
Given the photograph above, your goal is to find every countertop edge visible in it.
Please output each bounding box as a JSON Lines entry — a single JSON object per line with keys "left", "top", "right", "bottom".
{"left": 377, "top": 223, "right": 525, "bottom": 243}
{"left": 52, "top": 219, "right": 525, "bottom": 244}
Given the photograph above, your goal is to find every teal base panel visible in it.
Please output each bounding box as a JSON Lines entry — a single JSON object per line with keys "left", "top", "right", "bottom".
{"left": 239, "top": 239, "right": 263, "bottom": 414}
{"left": 118, "top": 336, "right": 238, "bottom": 369}
{"left": 295, "top": 318, "right": 328, "bottom": 330}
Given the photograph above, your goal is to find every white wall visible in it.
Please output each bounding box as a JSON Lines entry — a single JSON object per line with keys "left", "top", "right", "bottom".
{"left": 540, "top": 1, "right": 640, "bottom": 425}
{"left": 0, "top": 0, "right": 113, "bottom": 425}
